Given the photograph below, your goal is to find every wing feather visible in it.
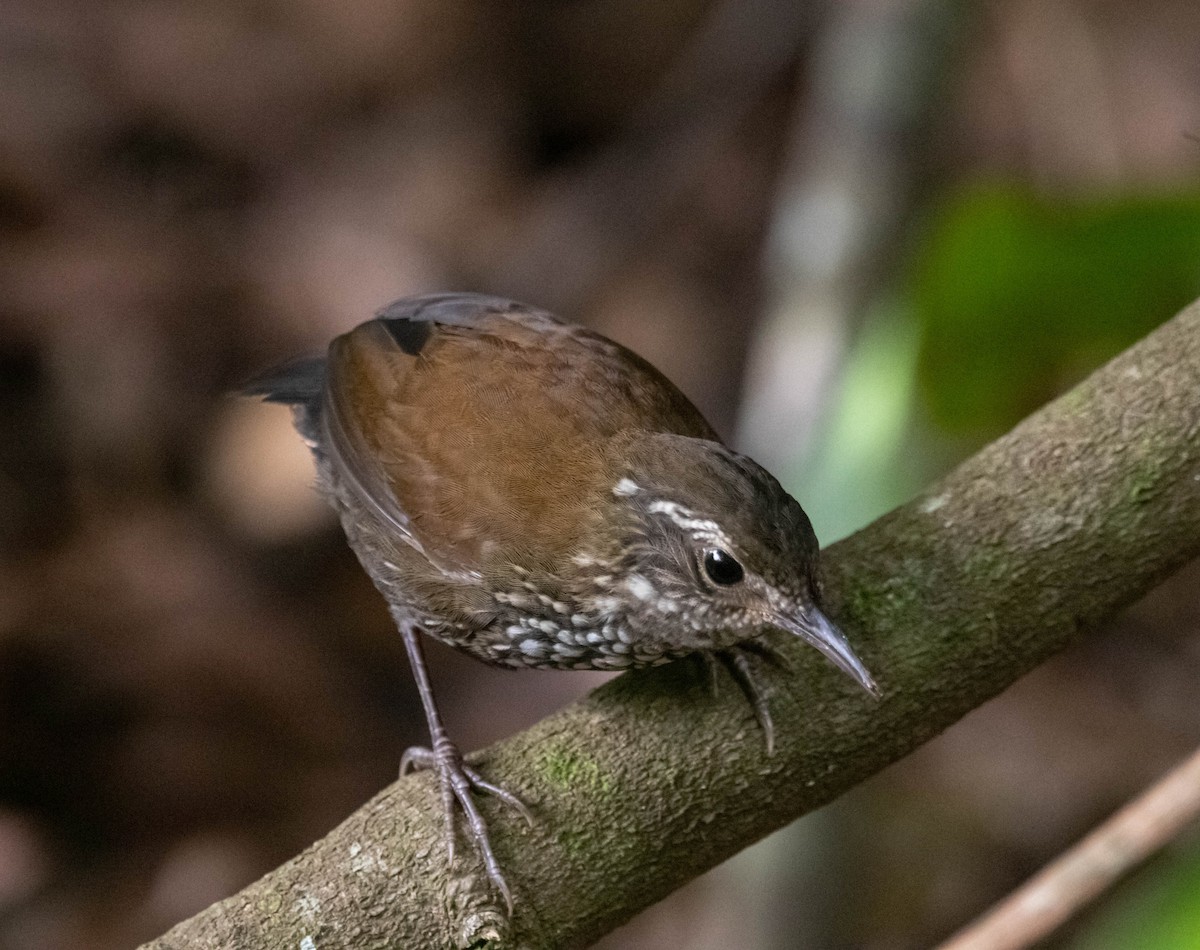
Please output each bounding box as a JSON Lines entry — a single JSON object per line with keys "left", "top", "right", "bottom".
{"left": 324, "top": 293, "right": 718, "bottom": 575}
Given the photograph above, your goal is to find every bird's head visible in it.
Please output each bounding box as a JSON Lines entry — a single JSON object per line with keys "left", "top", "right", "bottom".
{"left": 584, "top": 432, "right": 878, "bottom": 696}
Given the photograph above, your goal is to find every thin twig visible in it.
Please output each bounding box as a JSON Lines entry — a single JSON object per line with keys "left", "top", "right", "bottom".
{"left": 938, "top": 744, "right": 1200, "bottom": 950}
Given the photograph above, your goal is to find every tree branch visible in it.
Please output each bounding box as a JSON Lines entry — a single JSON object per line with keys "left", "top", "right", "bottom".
{"left": 143, "top": 299, "right": 1200, "bottom": 950}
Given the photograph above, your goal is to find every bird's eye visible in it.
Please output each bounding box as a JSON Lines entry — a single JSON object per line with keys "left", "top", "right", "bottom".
{"left": 703, "top": 548, "right": 744, "bottom": 586}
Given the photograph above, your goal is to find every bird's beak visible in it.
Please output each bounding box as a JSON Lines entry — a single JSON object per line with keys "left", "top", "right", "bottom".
{"left": 771, "top": 606, "right": 881, "bottom": 699}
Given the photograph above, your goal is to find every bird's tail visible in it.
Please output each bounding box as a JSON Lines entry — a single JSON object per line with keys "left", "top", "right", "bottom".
{"left": 240, "top": 356, "right": 326, "bottom": 447}
{"left": 241, "top": 356, "right": 326, "bottom": 405}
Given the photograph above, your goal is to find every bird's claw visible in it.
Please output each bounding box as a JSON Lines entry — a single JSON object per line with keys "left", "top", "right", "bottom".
{"left": 400, "top": 740, "right": 532, "bottom": 913}
{"left": 714, "top": 645, "right": 779, "bottom": 755}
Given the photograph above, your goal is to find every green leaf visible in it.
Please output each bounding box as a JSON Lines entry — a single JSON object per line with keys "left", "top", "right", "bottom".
{"left": 909, "top": 182, "right": 1200, "bottom": 434}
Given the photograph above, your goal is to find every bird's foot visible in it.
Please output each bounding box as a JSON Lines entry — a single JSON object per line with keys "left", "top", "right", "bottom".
{"left": 711, "top": 642, "right": 787, "bottom": 756}
{"left": 401, "top": 739, "right": 533, "bottom": 912}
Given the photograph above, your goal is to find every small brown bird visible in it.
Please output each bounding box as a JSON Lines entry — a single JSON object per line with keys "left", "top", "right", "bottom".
{"left": 247, "top": 293, "right": 878, "bottom": 909}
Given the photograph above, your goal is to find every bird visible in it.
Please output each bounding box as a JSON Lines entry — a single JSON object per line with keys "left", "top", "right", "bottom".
{"left": 245, "top": 292, "right": 879, "bottom": 911}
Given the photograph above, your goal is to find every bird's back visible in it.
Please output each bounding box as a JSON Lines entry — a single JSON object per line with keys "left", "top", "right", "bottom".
{"left": 282, "top": 294, "right": 719, "bottom": 576}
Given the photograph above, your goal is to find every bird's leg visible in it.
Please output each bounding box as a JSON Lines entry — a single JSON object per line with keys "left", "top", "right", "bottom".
{"left": 695, "top": 651, "right": 723, "bottom": 698}
{"left": 715, "top": 642, "right": 787, "bottom": 756}
{"left": 397, "top": 623, "right": 532, "bottom": 912}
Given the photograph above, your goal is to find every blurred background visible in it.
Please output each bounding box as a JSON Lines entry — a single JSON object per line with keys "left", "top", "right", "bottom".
{"left": 1, "top": 0, "right": 1199, "bottom": 947}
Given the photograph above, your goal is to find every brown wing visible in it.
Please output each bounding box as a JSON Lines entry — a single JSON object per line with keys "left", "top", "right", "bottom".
{"left": 324, "top": 294, "right": 717, "bottom": 574}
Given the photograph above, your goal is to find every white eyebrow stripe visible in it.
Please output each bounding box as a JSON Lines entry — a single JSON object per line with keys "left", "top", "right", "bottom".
{"left": 646, "top": 499, "right": 724, "bottom": 538}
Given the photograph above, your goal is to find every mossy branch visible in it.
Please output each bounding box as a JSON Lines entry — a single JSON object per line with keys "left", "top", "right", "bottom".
{"left": 143, "top": 299, "right": 1200, "bottom": 950}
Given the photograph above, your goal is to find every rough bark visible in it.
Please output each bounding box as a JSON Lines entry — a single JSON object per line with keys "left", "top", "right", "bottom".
{"left": 143, "top": 299, "right": 1200, "bottom": 950}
